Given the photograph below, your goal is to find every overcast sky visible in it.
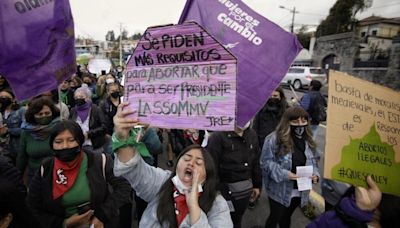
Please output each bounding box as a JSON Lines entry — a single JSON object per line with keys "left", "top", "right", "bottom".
{"left": 69, "top": 0, "right": 400, "bottom": 41}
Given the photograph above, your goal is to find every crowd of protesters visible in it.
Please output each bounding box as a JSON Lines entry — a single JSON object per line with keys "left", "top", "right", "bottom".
{"left": 0, "top": 68, "right": 399, "bottom": 228}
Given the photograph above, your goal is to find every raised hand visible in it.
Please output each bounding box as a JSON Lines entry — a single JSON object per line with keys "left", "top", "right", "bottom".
{"left": 113, "top": 102, "right": 139, "bottom": 141}
{"left": 355, "top": 176, "right": 382, "bottom": 211}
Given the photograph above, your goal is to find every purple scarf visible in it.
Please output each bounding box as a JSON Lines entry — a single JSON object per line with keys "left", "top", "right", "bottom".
{"left": 76, "top": 101, "right": 92, "bottom": 122}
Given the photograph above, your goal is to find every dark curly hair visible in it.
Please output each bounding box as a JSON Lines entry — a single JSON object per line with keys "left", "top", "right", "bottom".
{"left": 25, "top": 97, "right": 60, "bottom": 124}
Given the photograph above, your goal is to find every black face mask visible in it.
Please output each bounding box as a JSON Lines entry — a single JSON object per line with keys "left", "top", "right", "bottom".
{"left": 267, "top": 98, "right": 280, "bottom": 106}
{"left": 53, "top": 146, "right": 81, "bottom": 162}
{"left": 266, "top": 98, "right": 281, "bottom": 111}
{"left": 110, "top": 91, "right": 120, "bottom": 99}
{"left": 35, "top": 116, "right": 53, "bottom": 125}
{"left": 75, "top": 98, "right": 86, "bottom": 106}
{"left": 290, "top": 125, "right": 307, "bottom": 139}
{"left": 0, "top": 97, "right": 12, "bottom": 109}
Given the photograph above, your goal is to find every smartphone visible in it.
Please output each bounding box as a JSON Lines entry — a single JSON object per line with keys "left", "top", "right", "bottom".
{"left": 76, "top": 202, "right": 91, "bottom": 215}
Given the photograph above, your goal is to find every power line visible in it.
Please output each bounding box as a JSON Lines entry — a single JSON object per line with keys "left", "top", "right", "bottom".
{"left": 276, "top": 12, "right": 293, "bottom": 24}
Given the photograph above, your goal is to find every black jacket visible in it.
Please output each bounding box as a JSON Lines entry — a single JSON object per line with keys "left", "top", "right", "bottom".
{"left": 252, "top": 107, "right": 285, "bottom": 148}
{"left": 27, "top": 150, "right": 131, "bottom": 228}
{"left": 0, "top": 155, "right": 34, "bottom": 228}
{"left": 98, "top": 97, "right": 118, "bottom": 135}
{"left": 70, "top": 104, "right": 107, "bottom": 149}
{"left": 206, "top": 129, "right": 262, "bottom": 189}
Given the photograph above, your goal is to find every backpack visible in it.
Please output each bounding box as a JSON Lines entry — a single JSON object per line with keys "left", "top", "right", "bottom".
{"left": 309, "top": 92, "right": 327, "bottom": 122}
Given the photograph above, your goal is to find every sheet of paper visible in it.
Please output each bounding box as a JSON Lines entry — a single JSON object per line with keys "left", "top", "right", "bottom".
{"left": 296, "top": 165, "right": 313, "bottom": 191}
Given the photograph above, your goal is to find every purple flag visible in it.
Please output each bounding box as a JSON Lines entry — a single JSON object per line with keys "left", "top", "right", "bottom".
{"left": 179, "top": 0, "right": 302, "bottom": 127}
{"left": 0, "top": 0, "right": 76, "bottom": 101}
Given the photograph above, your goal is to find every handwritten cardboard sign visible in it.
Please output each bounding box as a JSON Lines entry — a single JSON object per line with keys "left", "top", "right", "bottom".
{"left": 123, "top": 22, "right": 237, "bottom": 130}
{"left": 324, "top": 71, "right": 400, "bottom": 196}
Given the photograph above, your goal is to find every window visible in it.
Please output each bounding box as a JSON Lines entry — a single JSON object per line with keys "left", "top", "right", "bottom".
{"left": 310, "top": 69, "right": 325, "bottom": 74}
{"left": 288, "top": 68, "right": 305, "bottom": 73}
{"left": 371, "top": 30, "right": 377, "bottom": 36}
{"left": 361, "top": 32, "right": 366, "bottom": 37}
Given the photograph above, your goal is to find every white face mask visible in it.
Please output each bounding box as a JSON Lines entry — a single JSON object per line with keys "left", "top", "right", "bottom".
{"left": 171, "top": 175, "right": 203, "bottom": 194}
{"left": 106, "top": 78, "right": 115, "bottom": 84}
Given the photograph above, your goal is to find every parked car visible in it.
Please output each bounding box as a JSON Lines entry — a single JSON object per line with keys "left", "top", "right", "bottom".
{"left": 281, "top": 67, "right": 327, "bottom": 89}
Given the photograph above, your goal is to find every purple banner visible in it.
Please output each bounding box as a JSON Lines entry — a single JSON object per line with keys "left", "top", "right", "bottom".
{"left": 124, "top": 22, "right": 237, "bottom": 131}
{"left": 0, "top": 0, "right": 76, "bottom": 101}
{"left": 179, "top": 0, "right": 302, "bottom": 127}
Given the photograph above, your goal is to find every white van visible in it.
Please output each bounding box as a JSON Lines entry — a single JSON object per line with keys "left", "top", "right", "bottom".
{"left": 281, "top": 67, "right": 327, "bottom": 89}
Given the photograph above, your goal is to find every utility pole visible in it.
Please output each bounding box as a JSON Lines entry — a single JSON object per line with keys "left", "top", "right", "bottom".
{"left": 119, "top": 23, "right": 122, "bottom": 66}
{"left": 291, "top": 7, "right": 296, "bottom": 33}
{"left": 279, "top": 5, "right": 299, "bottom": 33}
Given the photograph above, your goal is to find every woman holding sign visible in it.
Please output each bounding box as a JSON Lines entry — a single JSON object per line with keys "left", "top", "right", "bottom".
{"left": 113, "top": 103, "right": 233, "bottom": 227}
{"left": 260, "top": 106, "right": 320, "bottom": 228}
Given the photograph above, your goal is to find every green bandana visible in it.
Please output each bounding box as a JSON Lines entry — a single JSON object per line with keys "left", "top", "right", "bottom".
{"left": 112, "top": 128, "right": 152, "bottom": 159}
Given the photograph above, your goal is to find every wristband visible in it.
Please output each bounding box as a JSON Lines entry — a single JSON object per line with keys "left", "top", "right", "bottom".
{"left": 112, "top": 129, "right": 152, "bottom": 158}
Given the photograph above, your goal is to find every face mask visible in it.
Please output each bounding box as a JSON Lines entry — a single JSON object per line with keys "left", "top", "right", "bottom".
{"left": 35, "top": 116, "right": 53, "bottom": 125}
{"left": 267, "top": 98, "right": 280, "bottom": 106}
{"left": 110, "top": 91, "right": 120, "bottom": 99}
{"left": 171, "top": 175, "right": 203, "bottom": 194}
{"left": 75, "top": 98, "right": 86, "bottom": 106}
{"left": 106, "top": 78, "right": 115, "bottom": 84}
{"left": 53, "top": 146, "right": 81, "bottom": 162}
{"left": 0, "top": 97, "right": 12, "bottom": 108}
{"left": 290, "top": 124, "right": 307, "bottom": 139}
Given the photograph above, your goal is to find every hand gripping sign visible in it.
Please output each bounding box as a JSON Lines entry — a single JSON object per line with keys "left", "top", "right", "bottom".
{"left": 123, "top": 22, "right": 237, "bottom": 131}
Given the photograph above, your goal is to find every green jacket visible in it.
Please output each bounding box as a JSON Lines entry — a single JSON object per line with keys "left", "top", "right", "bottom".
{"left": 16, "top": 130, "right": 52, "bottom": 172}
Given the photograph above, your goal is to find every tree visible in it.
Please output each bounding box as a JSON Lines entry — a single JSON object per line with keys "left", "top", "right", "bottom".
{"left": 296, "top": 25, "right": 311, "bottom": 49}
{"left": 116, "top": 29, "right": 129, "bottom": 41}
{"left": 131, "top": 32, "right": 142, "bottom": 40}
{"left": 316, "top": 0, "right": 370, "bottom": 37}
{"left": 122, "top": 29, "right": 128, "bottom": 40}
{"left": 106, "top": 30, "right": 115, "bottom": 41}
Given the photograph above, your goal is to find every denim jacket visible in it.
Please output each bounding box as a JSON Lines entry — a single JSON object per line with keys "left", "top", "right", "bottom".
{"left": 3, "top": 107, "right": 26, "bottom": 156}
{"left": 260, "top": 132, "right": 320, "bottom": 207}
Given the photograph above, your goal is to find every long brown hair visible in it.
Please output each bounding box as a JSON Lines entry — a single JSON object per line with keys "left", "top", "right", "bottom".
{"left": 156, "top": 144, "right": 217, "bottom": 227}
{"left": 275, "top": 106, "right": 316, "bottom": 156}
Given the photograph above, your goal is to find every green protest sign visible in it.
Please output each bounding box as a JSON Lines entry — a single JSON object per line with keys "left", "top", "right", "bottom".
{"left": 325, "top": 71, "right": 400, "bottom": 196}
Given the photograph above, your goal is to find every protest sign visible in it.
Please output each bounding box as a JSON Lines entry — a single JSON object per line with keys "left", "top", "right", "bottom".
{"left": 0, "top": 0, "right": 75, "bottom": 100}
{"left": 88, "top": 58, "right": 112, "bottom": 76}
{"left": 124, "top": 22, "right": 237, "bottom": 131}
{"left": 325, "top": 71, "right": 400, "bottom": 196}
{"left": 179, "top": 0, "right": 302, "bottom": 127}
